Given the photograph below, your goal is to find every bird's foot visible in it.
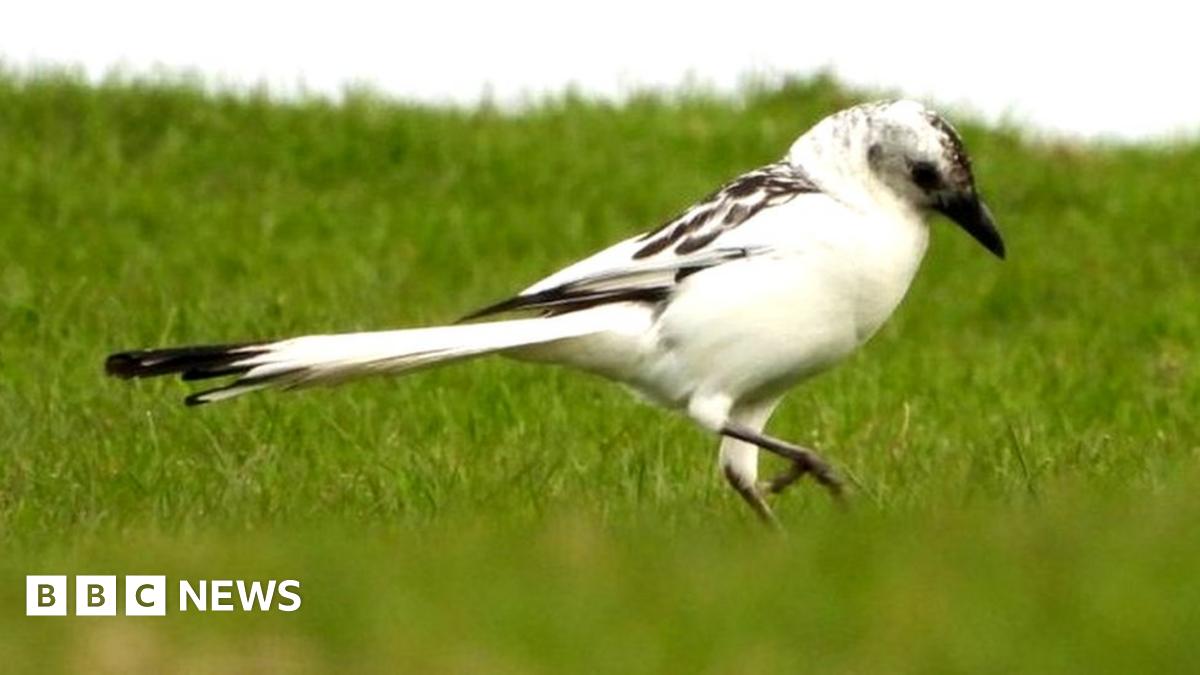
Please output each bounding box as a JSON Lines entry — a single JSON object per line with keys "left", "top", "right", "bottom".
{"left": 722, "top": 422, "right": 846, "bottom": 505}
{"left": 759, "top": 454, "right": 847, "bottom": 513}
{"left": 723, "top": 466, "right": 783, "bottom": 530}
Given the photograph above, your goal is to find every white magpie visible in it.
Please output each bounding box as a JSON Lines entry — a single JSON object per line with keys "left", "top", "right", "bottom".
{"left": 106, "top": 99, "right": 1005, "bottom": 525}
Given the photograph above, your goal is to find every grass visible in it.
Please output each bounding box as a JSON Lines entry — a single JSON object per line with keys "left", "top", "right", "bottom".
{"left": 2, "top": 71, "right": 1199, "bottom": 672}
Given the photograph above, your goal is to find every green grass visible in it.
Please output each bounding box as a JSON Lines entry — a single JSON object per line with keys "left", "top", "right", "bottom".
{"left": 2, "top": 71, "right": 1199, "bottom": 672}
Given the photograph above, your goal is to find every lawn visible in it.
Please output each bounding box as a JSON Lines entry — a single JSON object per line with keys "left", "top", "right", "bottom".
{"left": 1, "top": 71, "right": 1198, "bottom": 673}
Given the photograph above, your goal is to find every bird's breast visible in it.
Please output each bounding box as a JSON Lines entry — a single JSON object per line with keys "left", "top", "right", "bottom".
{"left": 846, "top": 214, "right": 930, "bottom": 343}
{"left": 650, "top": 209, "right": 930, "bottom": 404}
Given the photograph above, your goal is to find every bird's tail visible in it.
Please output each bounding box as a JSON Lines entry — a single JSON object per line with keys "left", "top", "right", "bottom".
{"left": 105, "top": 311, "right": 611, "bottom": 406}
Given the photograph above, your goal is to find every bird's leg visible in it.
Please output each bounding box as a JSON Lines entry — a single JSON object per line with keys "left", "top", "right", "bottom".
{"left": 762, "top": 462, "right": 808, "bottom": 495}
{"left": 722, "top": 465, "right": 782, "bottom": 530}
{"left": 720, "top": 422, "right": 845, "bottom": 501}
{"left": 712, "top": 398, "right": 782, "bottom": 526}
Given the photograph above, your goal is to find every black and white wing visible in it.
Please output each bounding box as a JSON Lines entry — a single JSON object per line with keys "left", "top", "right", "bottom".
{"left": 463, "top": 161, "right": 820, "bottom": 320}
{"left": 628, "top": 161, "right": 819, "bottom": 259}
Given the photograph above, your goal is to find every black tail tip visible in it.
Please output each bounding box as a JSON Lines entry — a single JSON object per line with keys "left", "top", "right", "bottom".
{"left": 103, "top": 342, "right": 266, "bottom": 381}
{"left": 105, "top": 351, "right": 145, "bottom": 379}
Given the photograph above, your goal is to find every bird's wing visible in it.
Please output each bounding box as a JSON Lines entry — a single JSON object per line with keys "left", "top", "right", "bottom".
{"left": 462, "top": 161, "right": 821, "bottom": 320}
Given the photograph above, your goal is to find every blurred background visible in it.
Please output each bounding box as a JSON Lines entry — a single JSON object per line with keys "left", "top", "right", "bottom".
{"left": 4, "top": 0, "right": 1197, "bottom": 139}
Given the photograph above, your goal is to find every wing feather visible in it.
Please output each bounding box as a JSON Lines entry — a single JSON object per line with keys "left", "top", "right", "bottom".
{"left": 463, "top": 161, "right": 819, "bottom": 320}
{"left": 632, "top": 161, "right": 819, "bottom": 258}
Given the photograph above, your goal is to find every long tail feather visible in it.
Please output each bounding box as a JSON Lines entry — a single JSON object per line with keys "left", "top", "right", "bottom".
{"left": 105, "top": 311, "right": 612, "bottom": 406}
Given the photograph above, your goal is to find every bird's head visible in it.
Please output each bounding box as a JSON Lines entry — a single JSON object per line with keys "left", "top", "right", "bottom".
{"left": 790, "top": 99, "right": 1005, "bottom": 259}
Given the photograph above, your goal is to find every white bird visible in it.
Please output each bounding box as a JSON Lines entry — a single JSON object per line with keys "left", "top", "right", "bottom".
{"left": 106, "top": 99, "right": 1005, "bottom": 525}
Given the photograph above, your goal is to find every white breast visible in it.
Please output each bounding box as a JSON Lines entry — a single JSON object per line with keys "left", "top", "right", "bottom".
{"left": 650, "top": 197, "right": 930, "bottom": 406}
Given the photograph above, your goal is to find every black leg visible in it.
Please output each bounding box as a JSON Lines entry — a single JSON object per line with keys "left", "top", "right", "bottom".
{"left": 762, "top": 462, "right": 807, "bottom": 495}
{"left": 722, "top": 466, "right": 782, "bottom": 530}
{"left": 720, "top": 422, "right": 845, "bottom": 501}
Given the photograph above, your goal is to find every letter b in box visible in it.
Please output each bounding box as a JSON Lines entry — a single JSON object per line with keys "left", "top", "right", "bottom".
{"left": 75, "top": 575, "right": 117, "bottom": 616}
{"left": 26, "top": 576, "right": 67, "bottom": 616}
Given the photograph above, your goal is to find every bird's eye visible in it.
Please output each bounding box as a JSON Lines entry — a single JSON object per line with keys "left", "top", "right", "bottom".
{"left": 909, "top": 161, "right": 941, "bottom": 191}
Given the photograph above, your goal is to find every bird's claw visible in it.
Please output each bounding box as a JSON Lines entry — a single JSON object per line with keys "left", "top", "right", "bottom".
{"left": 760, "top": 457, "right": 847, "bottom": 503}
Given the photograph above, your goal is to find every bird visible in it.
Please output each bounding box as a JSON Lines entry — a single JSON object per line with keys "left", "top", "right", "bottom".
{"left": 105, "top": 99, "right": 1005, "bottom": 526}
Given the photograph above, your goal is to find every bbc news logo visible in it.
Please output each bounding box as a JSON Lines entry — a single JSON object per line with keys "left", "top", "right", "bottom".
{"left": 26, "top": 576, "right": 301, "bottom": 616}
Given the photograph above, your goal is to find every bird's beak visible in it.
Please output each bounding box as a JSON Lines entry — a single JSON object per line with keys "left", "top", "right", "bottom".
{"left": 936, "top": 193, "right": 1005, "bottom": 259}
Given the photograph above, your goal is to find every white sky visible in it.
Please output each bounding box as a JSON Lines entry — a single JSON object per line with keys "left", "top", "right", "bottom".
{"left": 3, "top": 1, "right": 1197, "bottom": 140}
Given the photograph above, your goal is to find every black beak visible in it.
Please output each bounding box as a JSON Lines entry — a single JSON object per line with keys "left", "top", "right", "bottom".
{"left": 936, "top": 193, "right": 1005, "bottom": 259}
